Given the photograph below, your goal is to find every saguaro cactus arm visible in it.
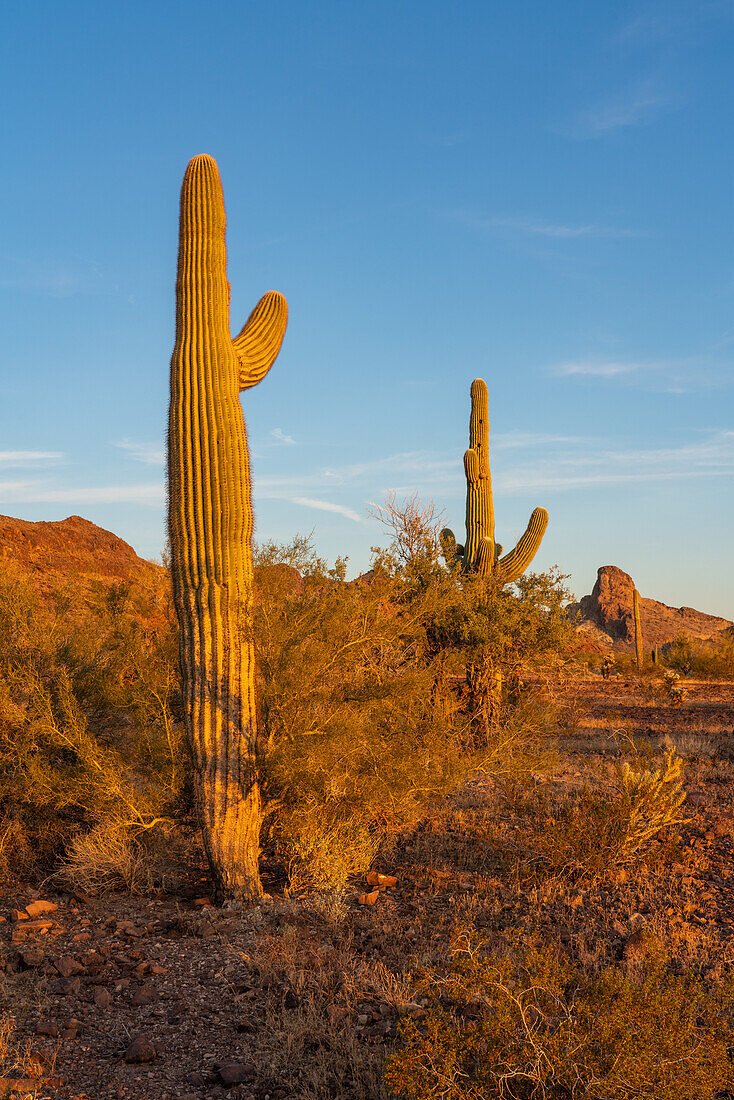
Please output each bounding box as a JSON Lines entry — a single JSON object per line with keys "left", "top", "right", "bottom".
{"left": 443, "top": 378, "right": 548, "bottom": 584}
{"left": 167, "top": 153, "right": 287, "bottom": 900}
{"left": 233, "top": 290, "right": 288, "bottom": 390}
{"left": 493, "top": 507, "right": 549, "bottom": 585}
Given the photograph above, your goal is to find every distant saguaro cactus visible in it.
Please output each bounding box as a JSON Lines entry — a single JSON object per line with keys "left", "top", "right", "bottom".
{"left": 633, "top": 587, "right": 644, "bottom": 671}
{"left": 167, "top": 154, "right": 288, "bottom": 899}
{"left": 441, "top": 379, "right": 548, "bottom": 583}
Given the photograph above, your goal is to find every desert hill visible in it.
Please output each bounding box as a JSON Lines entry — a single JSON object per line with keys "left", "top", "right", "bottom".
{"left": 569, "top": 564, "right": 732, "bottom": 652}
{"left": 0, "top": 513, "right": 168, "bottom": 628}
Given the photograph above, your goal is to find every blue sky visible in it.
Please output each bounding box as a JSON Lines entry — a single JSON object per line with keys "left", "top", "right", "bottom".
{"left": 1, "top": 1, "right": 733, "bottom": 616}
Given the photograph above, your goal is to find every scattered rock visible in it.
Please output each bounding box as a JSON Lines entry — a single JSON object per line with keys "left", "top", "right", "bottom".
{"left": 25, "top": 900, "right": 58, "bottom": 918}
{"left": 20, "top": 948, "right": 45, "bottom": 968}
{"left": 215, "top": 1062, "right": 254, "bottom": 1086}
{"left": 366, "top": 872, "right": 397, "bottom": 888}
{"left": 35, "top": 1021, "right": 59, "bottom": 1038}
{"left": 93, "top": 987, "right": 112, "bottom": 1009}
{"left": 132, "top": 983, "right": 158, "bottom": 1006}
{"left": 10, "top": 909, "right": 28, "bottom": 922}
{"left": 55, "top": 956, "right": 84, "bottom": 979}
{"left": 57, "top": 977, "right": 82, "bottom": 996}
{"left": 358, "top": 890, "right": 380, "bottom": 905}
{"left": 124, "top": 1034, "right": 156, "bottom": 1064}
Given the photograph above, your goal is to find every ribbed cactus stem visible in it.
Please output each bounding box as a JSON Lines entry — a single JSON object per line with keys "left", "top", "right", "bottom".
{"left": 633, "top": 587, "right": 644, "bottom": 671}
{"left": 442, "top": 378, "right": 548, "bottom": 584}
{"left": 167, "top": 155, "right": 287, "bottom": 900}
{"left": 463, "top": 379, "right": 495, "bottom": 570}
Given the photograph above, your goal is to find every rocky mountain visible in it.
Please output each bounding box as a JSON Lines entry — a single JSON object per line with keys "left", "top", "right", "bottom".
{"left": 569, "top": 565, "right": 732, "bottom": 652}
{"left": 0, "top": 513, "right": 168, "bottom": 628}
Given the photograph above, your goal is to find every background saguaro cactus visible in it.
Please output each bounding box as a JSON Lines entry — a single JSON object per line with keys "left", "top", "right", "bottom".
{"left": 167, "top": 154, "right": 287, "bottom": 899}
{"left": 633, "top": 587, "right": 644, "bottom": 671}
{"left": 442, "top": 378, "right": 548, "bottom": 584}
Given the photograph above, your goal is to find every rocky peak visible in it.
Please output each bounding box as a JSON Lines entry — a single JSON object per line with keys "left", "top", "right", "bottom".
{"left": 570, "top": 565, "right": 732, "bottom": 651}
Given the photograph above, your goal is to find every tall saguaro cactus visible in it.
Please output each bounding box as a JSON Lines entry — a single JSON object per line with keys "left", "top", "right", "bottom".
{"left": 167, "top": 155, "right": 288, "bottom": 899}
{"left": 633, "top": 587, "right": 644, "bottom": 671}
{"left": 442, "top": 378, "right": 548, "bottom": 584}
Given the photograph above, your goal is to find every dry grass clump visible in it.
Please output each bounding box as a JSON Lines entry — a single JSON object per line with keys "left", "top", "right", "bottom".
{"left": 384, "top": 934, "right": 734, "bottom": 1100}
{"left": 0, "top": 1012, "right": 46, "bottom": 1089}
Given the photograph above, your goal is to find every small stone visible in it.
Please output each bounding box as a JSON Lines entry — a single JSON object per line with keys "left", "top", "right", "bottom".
{"left": 55, "top": 956, "right": 84, "bottom": 979}
{"left": 93, "top": 987, "right": 113, "bottom": 1009}
{"left": 22, "top": 918, "right": 54, "bottom": 933}
{"left": 357, "top": 1013, "right": 369, "bottom": 1025}
{"left": 216, "top": 1062, "right": 253, "bottom": 1086}
{"left": 10, "top": 909, "right": 29, "bottom": 922}
{"left": 25, "top": 900, "right": 58, "bottom": 918}
{"left": 149, "top": 962, "right": 167, "bottom": 975}
{"left": 125, "top": 1034, "right": 156, "bottom": 1064}
{"left": 132, "top": 983, "right": 158, "bottom": 1006}
{"left": 58, "top": 977, "right": 82, "bottom": 996}
{"left": 21, "top": 948, "right": 45, "bottom": 968}
{"left": 194, "top": 897, "right": 213, "bottom": 907}
{"left": 36, "top": 1021, "right": 59, "bottom": 1037}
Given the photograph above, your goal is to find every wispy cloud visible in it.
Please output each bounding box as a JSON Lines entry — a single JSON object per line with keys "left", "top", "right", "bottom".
{"left": 569, "top": 78, "right": 671, "bottom": 138}
{"left": 270, "top": 428, "right": 296, "bottom": 446}
{"left": 500, "top": 430, "right": 734, "bottom": 495}
{"left": 0, "top": 451, "right": 64, "bottom": 468}
{"left": 553, "top": 361, "right": 647, "bottom": 378}
{"left": 113, "top": 440, "right": 165, "bottom": 465}
{"left": 448, "top": 211, "right": 638, "bottom": 240}
{"left": 0, "top": 480, "right": 163, "bottom": 506}
{"left": 292, "top": 497, "right": 362, "bottom": 523}
{"left": 0, "top": 255, "right": 115, "bottom": 298}
{"left": 488, "top": 217, "right": 639, "bottom": 239}
{"left": 550, "top": 355, "right": 731, "bottom": 391}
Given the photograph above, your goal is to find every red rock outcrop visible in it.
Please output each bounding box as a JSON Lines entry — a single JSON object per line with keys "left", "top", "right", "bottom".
{"left": 569, "top": 565, "right": 732, "bottom": 652}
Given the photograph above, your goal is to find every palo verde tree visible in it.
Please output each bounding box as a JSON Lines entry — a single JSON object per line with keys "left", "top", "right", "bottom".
{"left": 167, "top": 154, "right": 287, "bottom": 899}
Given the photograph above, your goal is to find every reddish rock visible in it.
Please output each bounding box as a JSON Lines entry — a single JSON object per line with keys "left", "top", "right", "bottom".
{"left": 131, "top": 983, "right": 158, "bottom": 1006}
{"left": 215, "top": 1062, "right": 254, "bottom": 1086}
{"left": 25, "top": 900, "right": 58, "bottom": 918}
{"left": 124, "top": 1034, "right": 156, "bottom": 1064}
{"left": 55, "top": 956, "right": 84, "bottom": 979}
{"left": 570, "top": 565, "right": 732, "bottom": 652}
{"left": 93, "top": 987, "right": 112, "bottom": 1009}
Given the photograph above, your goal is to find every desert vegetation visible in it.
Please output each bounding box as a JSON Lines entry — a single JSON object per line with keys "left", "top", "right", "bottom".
{"left": 1, "top": 499, "right": 734, "bottom": 1098}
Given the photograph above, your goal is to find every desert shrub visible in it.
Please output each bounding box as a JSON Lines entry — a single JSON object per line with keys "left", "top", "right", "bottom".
{"left": 663, "top": 632, "right": 734, "bottom": 679}
{"left": 254, "top": 503, "right": 574, "bottom": 893}
{"left": 512, "top": 748, "right": 689, "bottom": 880}
{"left": 0, "top": 557, "right": 184, "bottom": 882}
{"left": 384, "top": 935, "right": 734, "bottom": 1100}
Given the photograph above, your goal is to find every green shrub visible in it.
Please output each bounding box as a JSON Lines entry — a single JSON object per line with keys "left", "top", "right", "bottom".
{"left": 663, "top": 632, "right": 734, "bottom": 679}
{"left": 0, "top": 558, "right": 184, "bottom": 881}
{"left": 253, "top": 501, "right": 573, "bottom": 893}
{"left": 384, "top": 936, "right": 734, "bottom": 1099}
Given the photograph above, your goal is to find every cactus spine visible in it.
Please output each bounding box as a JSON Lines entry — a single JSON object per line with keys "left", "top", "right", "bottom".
{"left": 633, "top": 587, "right": 644, "bottom": 671}
{"left": 167, "top": 155, "right": 287, "bottom": 899}
{"left": 442, "top": 378, "right": 548, "bottom": 584}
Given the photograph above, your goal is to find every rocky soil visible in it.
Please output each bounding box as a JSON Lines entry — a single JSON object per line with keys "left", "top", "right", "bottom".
{"left": 2, "top": 670, "right": 733, "bottom": 1100}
